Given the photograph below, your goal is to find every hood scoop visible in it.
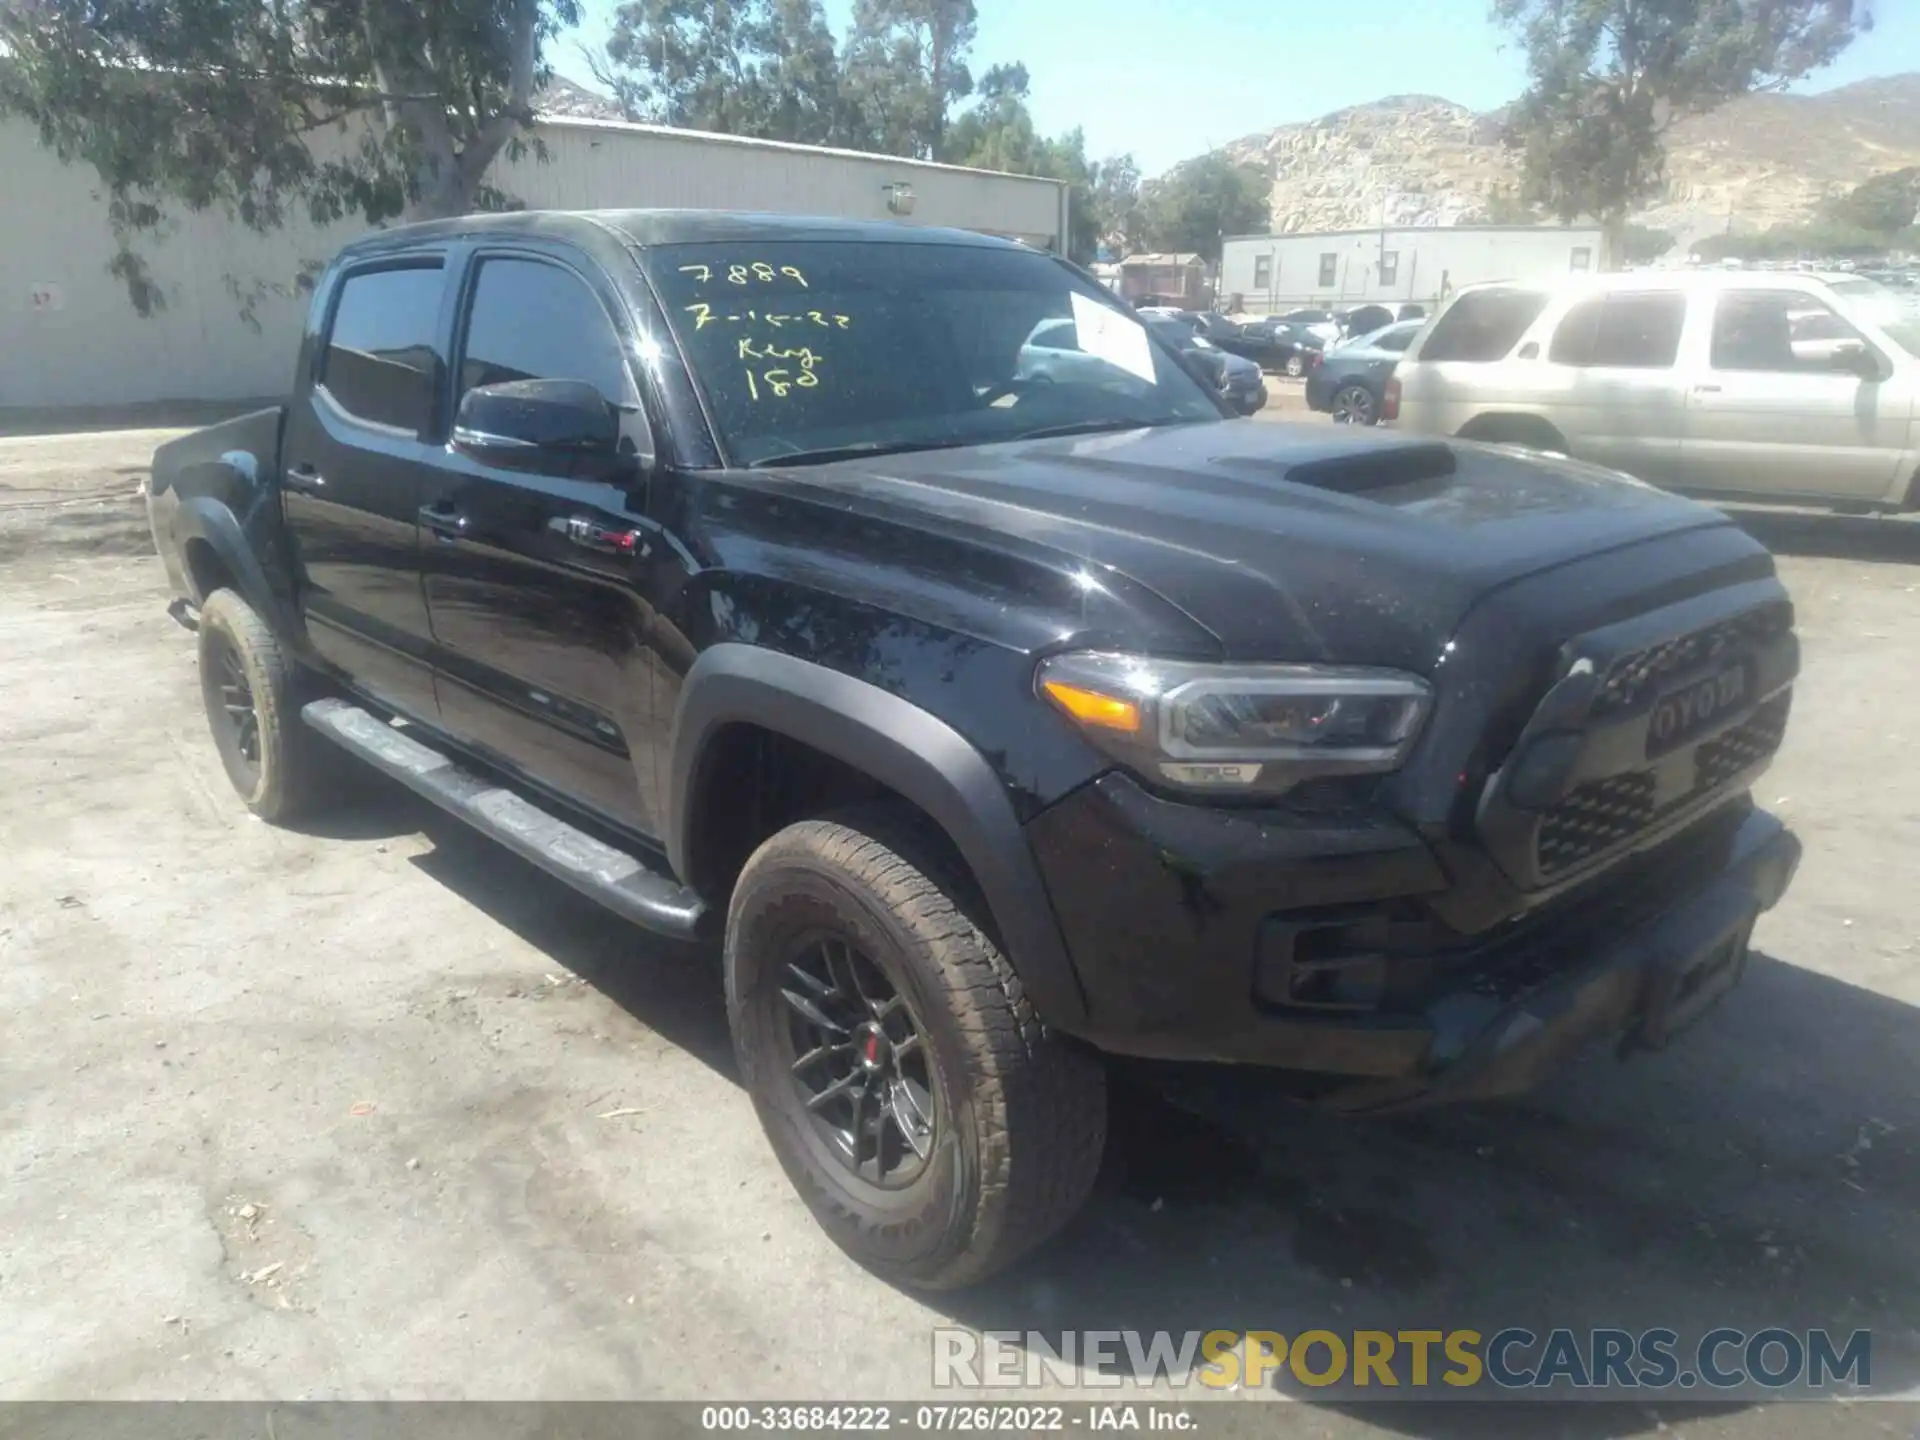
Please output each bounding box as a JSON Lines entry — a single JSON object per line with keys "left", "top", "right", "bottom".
{"left": 1214, "top": 440, "right": 1458, "bottom": 496}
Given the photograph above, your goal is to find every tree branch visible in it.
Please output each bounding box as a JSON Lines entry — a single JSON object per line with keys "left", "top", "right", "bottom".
{"left": 455, "top": 0, "right": 539, "bottom": 198}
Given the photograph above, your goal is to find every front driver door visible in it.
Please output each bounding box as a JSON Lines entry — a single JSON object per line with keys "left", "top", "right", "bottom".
{"left": 1679, "top": 287, "right": 1904, "bottom": 502}
{"left": 280, "top": 258, "right": 449, "bottom": 717}
{"left": 418, "top": 248, "right": 668, "bottom": 837}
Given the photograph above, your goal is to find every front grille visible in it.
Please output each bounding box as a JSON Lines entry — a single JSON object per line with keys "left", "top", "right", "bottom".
{"left": 1536, "top": 694, "right": 1791, "bottom": 878}
{"left": 1591, "top": 604, "right": 1792, "bottom": 717}
{"left": 1696, "top": 694, "right": 1791, "bottom": 791}
{"left": 1537, "top": 772, "right": 1657, "bottom": 875}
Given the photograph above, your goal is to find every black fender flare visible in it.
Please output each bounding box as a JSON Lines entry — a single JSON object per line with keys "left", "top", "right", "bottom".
{"left": 666, "top": 644, "right": 1089, "bottom": 1030}
{"left": 174, "top": 497, "right": 302, "bottom": 643}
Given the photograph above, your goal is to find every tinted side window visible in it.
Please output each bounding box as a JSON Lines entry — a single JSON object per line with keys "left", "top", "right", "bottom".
{"left": 1548, "top": 299, "right": 1603, "bottom": 365}
{"left": 320, "top": 265, "right": 444, "bottom": 431}
{"left": 459, "top": 258, "right": 633, "bottom": 404}
{"left": 1596, "top": 293, "right": 1684, "bottom": 366}
{"left": 1550, "top": 293, "right": 1683, "bottom": 367}
{"left": 1711, "top": 290, "right": 1866, "bottom": 373}
{"left": 1376, "top": 328, "right": 1414, "bottom": 353}
{"left": 1418, "top": 289, "right": 1548, "bottom": 362}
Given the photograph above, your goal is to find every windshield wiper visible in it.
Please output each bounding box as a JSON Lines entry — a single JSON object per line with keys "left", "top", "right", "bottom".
{"left": 746, "top": 438, "right": 974, "bottom": 469}
{"left": 1004, "top": 416, "right": 1203, "bottom": 443}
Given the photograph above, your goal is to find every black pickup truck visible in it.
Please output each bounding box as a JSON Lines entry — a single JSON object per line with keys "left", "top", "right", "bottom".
{"left": 148, "top": 210, "right": 1801, "bottom": 1289}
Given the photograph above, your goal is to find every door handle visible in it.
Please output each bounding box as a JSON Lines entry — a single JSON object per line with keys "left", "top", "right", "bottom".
{"left": 555, "top": 515, "right": 645, "bottom": 555}
{"left": 285, "top": 464, "right": 325, "bottom": 492}
{"left": 417, "top": 503, "right": 468, "bottom": 540}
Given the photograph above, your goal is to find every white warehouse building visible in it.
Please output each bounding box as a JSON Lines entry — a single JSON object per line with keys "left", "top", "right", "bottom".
{"left": 1220, "top": 224, "right": 1606, "bottom": 316}
{"left": 0, "top": 115, "right": 1070, "bottom": 412}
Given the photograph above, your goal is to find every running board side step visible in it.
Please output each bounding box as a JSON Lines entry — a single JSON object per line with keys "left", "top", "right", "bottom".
{"left": 301, "top": 698, "right": 710, "bottom": 940}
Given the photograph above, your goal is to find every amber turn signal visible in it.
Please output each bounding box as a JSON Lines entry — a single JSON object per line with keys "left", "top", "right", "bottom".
{"left": 1041, "top": 679, "right": 1142, "bottom": 734}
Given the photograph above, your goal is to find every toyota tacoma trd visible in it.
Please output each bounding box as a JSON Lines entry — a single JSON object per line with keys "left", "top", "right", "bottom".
{"left": 147, "top": 211, "right": 1802, "bottom": 1289}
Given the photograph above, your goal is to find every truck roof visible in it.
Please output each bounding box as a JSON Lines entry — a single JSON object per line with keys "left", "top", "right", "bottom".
{"left": 338, "top": 208, "right": 1024, "bottom": 258}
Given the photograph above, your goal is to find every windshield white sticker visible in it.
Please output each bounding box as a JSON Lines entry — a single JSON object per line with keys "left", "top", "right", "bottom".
{"left": 1069, "top": 293, "right": 1155, "bottom": 383}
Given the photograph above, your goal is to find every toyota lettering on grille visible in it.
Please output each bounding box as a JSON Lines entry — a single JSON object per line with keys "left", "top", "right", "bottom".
{"left": 1646, "top": 665, "right": 1748, "bottom": 758}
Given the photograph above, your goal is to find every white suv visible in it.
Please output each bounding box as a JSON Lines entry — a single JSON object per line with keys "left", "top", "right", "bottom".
{"left": 1386, "top": 270, "right": 1920, "bottom": 510}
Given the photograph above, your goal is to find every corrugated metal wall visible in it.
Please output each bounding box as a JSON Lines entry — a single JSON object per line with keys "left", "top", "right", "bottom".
{"left": 1220, "top": 226, "right": 1605, "bottom": 313}
{"left": 0, "top": 117, "right": 1067, "bottom": 410}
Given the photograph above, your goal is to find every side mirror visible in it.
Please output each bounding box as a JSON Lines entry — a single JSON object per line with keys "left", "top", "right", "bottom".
{"left": 1829, "top": 341, "right": 1883, "bottom": 382}
{"left": 452, "top": 378, "right": 621, "bottom": 474}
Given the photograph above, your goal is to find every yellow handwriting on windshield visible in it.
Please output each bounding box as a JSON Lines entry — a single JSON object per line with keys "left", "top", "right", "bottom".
{"left": 680, "top": 261, "right": 810, "bottom": 288}
{"left": 739, "top": 338, "right": 821, "bottom": 371}
{"left": 685, "top": 306, "right": 852, "bottom": 334}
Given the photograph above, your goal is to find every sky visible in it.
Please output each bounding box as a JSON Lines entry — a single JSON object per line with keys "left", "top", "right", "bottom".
{"left": 554, "top": 0, "right": 1920, "bottom": 176}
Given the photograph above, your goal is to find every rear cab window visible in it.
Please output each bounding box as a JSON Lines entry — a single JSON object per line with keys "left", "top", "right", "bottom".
{"left": 317, "top": 264, "right": 445, "bottom": 432}
{"left": 1415, "top": 288, "right": 1549, "bottom": 362}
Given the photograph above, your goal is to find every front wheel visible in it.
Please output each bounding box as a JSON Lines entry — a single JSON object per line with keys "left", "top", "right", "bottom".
{"left": 725, "top": 809, "right": 1107, "bottom": 1289}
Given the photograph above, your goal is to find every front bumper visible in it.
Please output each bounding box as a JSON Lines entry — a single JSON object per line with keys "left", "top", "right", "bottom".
{"left": 1025, "top": 773, "right": 1798, "bottom": 1109}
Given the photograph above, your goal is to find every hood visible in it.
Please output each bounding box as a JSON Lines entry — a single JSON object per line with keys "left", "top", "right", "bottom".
{"left": 751, "top": 422, "right": 1740, "bottom": 673}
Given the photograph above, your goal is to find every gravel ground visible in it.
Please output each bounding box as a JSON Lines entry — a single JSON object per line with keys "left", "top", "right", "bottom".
{"left": 2, "top": 420, "right": 1917, "bottom": 1434}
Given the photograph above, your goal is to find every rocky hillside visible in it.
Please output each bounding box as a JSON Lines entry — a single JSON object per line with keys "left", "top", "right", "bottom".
{"left": 1221, "top": 73, "right": 1920, "bottom": 249}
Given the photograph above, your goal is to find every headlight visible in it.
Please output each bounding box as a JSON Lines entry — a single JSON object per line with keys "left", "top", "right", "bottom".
{"left": 1037, "top": 651, "right": 1431, "bottom": 795}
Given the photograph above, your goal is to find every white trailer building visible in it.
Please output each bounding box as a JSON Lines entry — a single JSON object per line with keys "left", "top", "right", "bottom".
{"left": 1220, "top": 224, "right": 1606, "bottom": 316}
{"left": 0, "top": 116, "right": 1070, "bottom": 411}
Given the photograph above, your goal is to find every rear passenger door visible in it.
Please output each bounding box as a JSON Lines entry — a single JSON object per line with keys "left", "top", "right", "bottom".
{"left": 1677, "top": 287, "right": 1904, "bottom": 502}
{"left": 417, "top": 249, "right": 667, "bottom": 836}
{"left": 280, "top": 258, "right": 447, "bottom": 717}
{"left": 1539, "top": 290, "right": 1688, "bottom": 484}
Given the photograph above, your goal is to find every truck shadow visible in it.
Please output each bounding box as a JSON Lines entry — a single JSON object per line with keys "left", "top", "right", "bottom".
{"left": 929, "top": 948, "right": 1920, "bottom": 1427}
{"left": 291, "top": 774, "right": 739, "bottom": 1078}
{"left": 314, "top": 768, "right": 1918, "bottom": 1429}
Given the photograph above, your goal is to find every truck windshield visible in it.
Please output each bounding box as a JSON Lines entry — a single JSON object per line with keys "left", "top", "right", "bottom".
{"left": 646, "top": 241, "right": 1222, "bottom": 467}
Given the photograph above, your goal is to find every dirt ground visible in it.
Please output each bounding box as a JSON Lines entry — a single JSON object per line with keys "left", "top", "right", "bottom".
{"left": 2, "top": 417, "right": 1918, "bottom": 1433}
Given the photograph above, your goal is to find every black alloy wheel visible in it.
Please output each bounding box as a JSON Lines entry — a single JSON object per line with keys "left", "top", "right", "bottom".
{"left": 781, "top": 932, "right": 937, "bottom": 1185}
{"left": 209, "top": 630, "right": 263, "bottom": 786}
{"left": 1331, "top": 383, "right": 1378, "bottom": 425}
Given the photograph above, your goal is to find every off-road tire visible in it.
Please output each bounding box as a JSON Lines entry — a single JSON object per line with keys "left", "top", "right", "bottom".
{"left": 726, "top": 808, "right": 1107, "bottom": 1290}
{"left": 196, "top": 588, "right": 330, "bottom": 824}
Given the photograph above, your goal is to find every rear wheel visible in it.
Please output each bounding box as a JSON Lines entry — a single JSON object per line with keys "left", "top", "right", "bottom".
{"left": 1331, "top": 383, "right": 1378, "bottom": 425}
{"left": 725, "top": 808, "right": 1106, "bottom": 1289}
{"left": 196, "top": 589, "right": 331, "bottom": 823}
{"left": 1284, "top": 353, "right": 1306, "bottom": 378}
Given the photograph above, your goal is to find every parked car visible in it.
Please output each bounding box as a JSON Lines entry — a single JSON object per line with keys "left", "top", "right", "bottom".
{"left": 1305, "top": 319, "right": 1424, "bottom": 424}
{"left": 1185, "top": 310, "right": 1250, "bottom": 344}
{"left": 1219, "top": 317, "right": 1326, "bottom": 377}
{"left": 1142, "top": 314, "right": 1268, "bottom": 415}
{"left": 1275, "top": 308, "right": 1344, "bottom": 345}
{"left": 1388, "top": 270, "right": 1920, "bottom": 510}
{"left": 1337, "top": 304, "right": 1396, "bottom": 338}
{"left": 1398, "top": 303, "right": 1427, "bottom": 321}
{"left": 147, "top": 209, "right": 1801, "bottom": 1291}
